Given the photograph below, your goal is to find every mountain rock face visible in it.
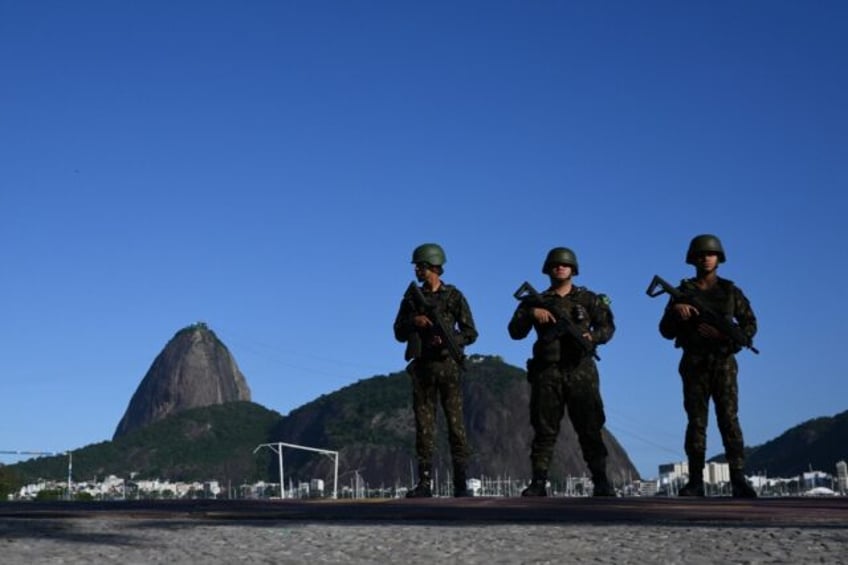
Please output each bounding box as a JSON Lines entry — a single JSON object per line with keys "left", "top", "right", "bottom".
{"left": 113, "top": 323, "right": 251, "bottom": 440}
{"left": 269, "top": 355, "right": 641, "bottom": 487}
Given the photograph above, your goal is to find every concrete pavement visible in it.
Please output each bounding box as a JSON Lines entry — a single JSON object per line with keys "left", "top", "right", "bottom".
{"left": 1, "top": 497, "right": 846, "bottom": 564}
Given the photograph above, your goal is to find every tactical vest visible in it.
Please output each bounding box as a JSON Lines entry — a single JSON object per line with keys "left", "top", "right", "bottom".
{"left": 531, "top": 288, "right": 594, "bottom": 363}
{"left": 675, "top": 278, "right": 737, "bottom": 352}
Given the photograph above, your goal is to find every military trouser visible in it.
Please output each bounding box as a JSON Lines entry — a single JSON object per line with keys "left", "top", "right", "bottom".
{"left": 527, "top": 358, "right": 608, "bottom": 475}
{"left": 679, "top": 351, "right": 746, "bottom": 470}
{"left": 408, "top": 357, "right": 469, "bottom": 469}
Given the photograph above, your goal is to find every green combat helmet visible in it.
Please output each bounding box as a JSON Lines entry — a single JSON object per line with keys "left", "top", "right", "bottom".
{"left": 412, "top": 243, "right": 446, "bottom": 266}
{"left": 686, "top": 234, "right": 726, "bottom": 264}
{"left": 542, "top": 247, "right": 579, "bottom": 275}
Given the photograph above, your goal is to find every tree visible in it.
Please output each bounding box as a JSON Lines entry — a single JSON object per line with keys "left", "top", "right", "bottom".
{"left": 0, "top": 466, "right": 21, "bottom": 499}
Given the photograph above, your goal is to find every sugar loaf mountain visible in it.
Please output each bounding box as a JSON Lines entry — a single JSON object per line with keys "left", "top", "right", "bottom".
{"left": 7, "top": 323, "right": 848, "bottom": 490}
{"left": 112, "top": 323, "right": 252, "bottom": 440}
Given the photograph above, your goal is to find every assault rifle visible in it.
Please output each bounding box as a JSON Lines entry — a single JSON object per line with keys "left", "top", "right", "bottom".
{"left": 513, "top": 281, "right": 600, "bottom": 361}
{"left": 646, "top": 275, "right": 759, "bottom": 354}
{"left": 406, "top": 282, "right": 466, "bottom": 370}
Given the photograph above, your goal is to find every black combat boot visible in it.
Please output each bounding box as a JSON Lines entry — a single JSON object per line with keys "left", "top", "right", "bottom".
{"left": 678, "top": 478, "right": 705, "bottom": 497}
{"left": 730, "top": 469, "right": 757, "bottom": 499}
{"left": 521, "top": 471, "right": 548, "bottom": 497}
{"left": 592, "top": 475, "right": 616, "bottom": 497}
{"left": 406, "top": 467, "right": 433, "bottom": 498}
{"left": 679, "top": 459, "right": 705, "bottom": 497}
{"left": 589, "top": 459, "right": 616, "bottom": 497}
{"left": 453, "top": 467, "right": 470, "bottom": 497}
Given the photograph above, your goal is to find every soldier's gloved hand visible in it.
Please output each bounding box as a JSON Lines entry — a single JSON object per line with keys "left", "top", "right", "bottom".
{"left": 531, "top": 307, "right": 557, "bottom": 325}
{"left": 413, "top": 315, "right": 433, "bottom": 328}
{"left": 696, "top": 323, "right": 725, "bottom": 341}
{"left": 673, "top": 303, "right": 699, "bottom": 320}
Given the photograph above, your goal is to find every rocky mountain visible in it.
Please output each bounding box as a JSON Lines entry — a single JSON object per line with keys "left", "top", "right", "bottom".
{"left": 10, "top": 316, "right": 846, "bottom": 494}
{"left": 113, "top": 323, "right": 251, "bottom": 440}
{"left": 267, "top": 355, "right": 640, "bottom": 486}
{"left": 10, "top": 355, "right": 640, "bottom": 489}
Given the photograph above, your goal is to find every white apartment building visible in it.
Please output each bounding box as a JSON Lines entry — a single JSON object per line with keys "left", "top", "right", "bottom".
{"left": 658, "top": 460, "right": 730, "bottom": 491}
{"left": 836, "top": 460, "right": 847, "bottom": 494}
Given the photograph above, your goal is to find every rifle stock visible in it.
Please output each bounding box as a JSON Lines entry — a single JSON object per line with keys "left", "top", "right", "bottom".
{"left": 513, "top": 281, "right": 600, "bottom": 361}
{"left": 646, "top": 275, "right": 759, "bottom": 355}
{"left": 406, "top": 282, "right": 466, "bottom": 370}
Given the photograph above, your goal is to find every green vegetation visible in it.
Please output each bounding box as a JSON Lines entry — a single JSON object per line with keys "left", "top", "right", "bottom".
{"left": 5, "top": 356, "right": 536, "bottom": 488}
{"left": 735, "top": 410, "right": 848, "bottom": 476}
{"left": 9, "top": 402, "right": 282, "bottom": 485}
{"left": 6, "top": 354, "right": 840, "bottom": 490}
{"left": 5, "top": 356, "right": 647, "bottom": 488}
{"left": 0, "top": 465, "right": 20, "bottom": 499}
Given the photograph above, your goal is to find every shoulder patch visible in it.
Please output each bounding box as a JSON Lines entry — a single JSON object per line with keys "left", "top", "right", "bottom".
{"left": 598, "top": 294, "right": 612, "bottom": 306}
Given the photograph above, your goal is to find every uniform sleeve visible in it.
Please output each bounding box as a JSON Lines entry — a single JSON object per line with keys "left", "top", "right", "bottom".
{"left": 393, "top": 291, "right": 415, "bottom": 343}
{"left": 733, "top": 286, "right": 757, "bottom": 341}
{"left": 589, "top": 293, "right": 615, "bottom": 345}
{"left": 454, "top": 291, "right": 478, "bottom": 347}
{"left": 659, "top": 297, "right": 679, "bottom": 340}
{"left": 508, "top": 304, "right": 534, "bottom": 340}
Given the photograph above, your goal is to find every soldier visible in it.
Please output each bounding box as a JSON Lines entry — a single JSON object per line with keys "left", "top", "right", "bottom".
{"left": 658, "top": 234, "right": 758, "bottom": 498}
{"left": 508, "top": 247, "right": 616, "bottom": 497}
{"left": 393, "top": 243, "right": 478, "bottom": 498}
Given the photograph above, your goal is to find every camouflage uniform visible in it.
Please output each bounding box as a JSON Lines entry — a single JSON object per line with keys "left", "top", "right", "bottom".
{"left": 660, "top": 277, "right": 757, "bottom": 475}
{"left": 508, "top": 286, "right": 615, "bottom": 491}
{"left": 394, "top": 282, "right": 477, "bottom": 489}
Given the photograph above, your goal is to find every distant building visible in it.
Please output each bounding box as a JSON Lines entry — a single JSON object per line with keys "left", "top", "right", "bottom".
{"left": 658, "top": 461, "right": 731, "bottom": 495}
{"left": 836, "top": 461, "right": 847, "bottom": 495}
{"left": 297, "top": 481, "right": 311, "bottom": 497}
{"left": 802, "top": 470, "right": 831, "bottom": 490}
{"left": 658, "top": 462, "right": 688, "bottom": 477}
{"left": 634, "top": 480, "right": 658, "bottom": 497}
{"left": 705, "top": 462, "right": 730, "bottom": 485}
{"left": 658, "top": 462, "right": 688, "bottom": 495}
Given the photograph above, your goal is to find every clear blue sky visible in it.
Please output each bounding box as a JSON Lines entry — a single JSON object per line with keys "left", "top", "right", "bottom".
{"left": 2, "top": 1, "right": 846, "bottom": 480}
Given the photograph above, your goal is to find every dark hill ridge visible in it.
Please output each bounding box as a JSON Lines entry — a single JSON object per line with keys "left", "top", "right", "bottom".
{"left": 10, "top": 356, "right": 641, "bottom": 488}
{"left": 8, "top": 323, "right": 846, "bottom": 493}
{"left": 106, "top": 323, "right": 638, "bottom": 484}
{"left": 716, "top": 409, "right": 848, "bottom": 476}
{"left": 113, "top": 323, "right": 251, "bottom": 440}
{"left": 268, "top": 355, "right": 640, "bottom": 486}
{"left": 9, "top": 337, "right": 847, "bottom": 488}
{"left": 12, "top": 401, "right": 281, "bottom": 484}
